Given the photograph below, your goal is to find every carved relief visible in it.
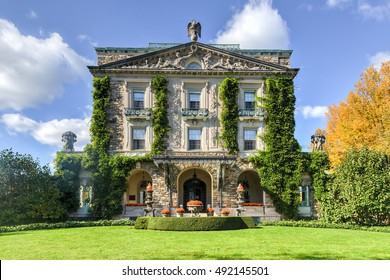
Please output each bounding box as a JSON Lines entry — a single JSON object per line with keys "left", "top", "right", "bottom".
{"left": 120, "top": 47, "right": 275, "bottom": 71}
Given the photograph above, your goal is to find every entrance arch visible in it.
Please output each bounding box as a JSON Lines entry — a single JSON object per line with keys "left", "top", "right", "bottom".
{"left": 237, "top": 170, "right": 263, "bottom": 204}
{"left": 126, "top": 169, "right": 152, "bottom": 204}
{"left": 178, "top": 168, "right": 212, "bottom": 211}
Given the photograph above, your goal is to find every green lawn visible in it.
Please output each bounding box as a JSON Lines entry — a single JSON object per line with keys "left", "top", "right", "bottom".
{"left": 0, "top": 226, "right": 389, "bottom": 260}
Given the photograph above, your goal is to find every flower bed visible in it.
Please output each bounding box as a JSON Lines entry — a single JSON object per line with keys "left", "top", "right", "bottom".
{"left": 242, "top": 203, "right": 264, "bottom": 207}
{"left": 125, "top": 203, "right": 146, "bottom": 207}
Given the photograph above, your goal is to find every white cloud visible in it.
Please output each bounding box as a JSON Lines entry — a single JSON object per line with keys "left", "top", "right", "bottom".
{"left": 358, "top": 1, "right": 390, "bottom": 20}
{"left": 1, "top": 113, "right": 90, "bottom": 151}
{"left": 214, "top": 0, "right": 289, "bottom": 49}
{"left": 0, "top": 18, "right": 93, "bottom": 111}
{"left": 369, "top": 52, "right": 390, "bottom": 68}
{"left": 28, "top": 10, "right": 38, "bottom": 19}
{"left": 326, "top": 0, "right": 352, "bottom": 8}
{"left": 78, "top": 34, "right": 98, "bottom": 47}
{"left": 298, "top": 106, "right": 328, "bottom": 119}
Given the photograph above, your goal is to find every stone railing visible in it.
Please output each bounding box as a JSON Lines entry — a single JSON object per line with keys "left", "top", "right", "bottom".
{"left": 238, "top": 108, "right": 265, "bottom": 120}
{"left": 124, "top": 108, "right": 152, "bottom": 120}
{"left": 181, "top": 108, "right": 209, "bottom": 120}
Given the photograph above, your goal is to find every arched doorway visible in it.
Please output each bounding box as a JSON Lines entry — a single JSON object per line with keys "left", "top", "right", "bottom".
{"left": 178, "top": 168, "right": 212, "bottom": 211}
{"left": 237, "top": 170, "right": 263, "bottom": 204}
{"left": 126, "top": 169, "right": 152, "bottom": 205}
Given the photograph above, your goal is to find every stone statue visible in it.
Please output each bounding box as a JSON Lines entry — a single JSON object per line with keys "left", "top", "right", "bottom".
{"left": 187, "top": 19, "right": 201, "bottom": 42}
{"left": 62, "top": 131, "right": 77, "bottom": 152}
{"left": 310, "top": 133, "right": 325, "bottom": 151}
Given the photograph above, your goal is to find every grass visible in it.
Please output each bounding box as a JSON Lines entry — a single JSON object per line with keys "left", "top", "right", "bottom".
{"left": 0, "top": 226, "right": 389, "bottom": 260}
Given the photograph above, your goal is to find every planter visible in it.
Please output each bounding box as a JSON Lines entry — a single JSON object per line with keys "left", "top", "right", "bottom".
{"left": 207, "top": 213, "right": 214, "bottom": 217}
{"left": 176, "top": 213, "right": 183, "bottom": 217}
{"left": 221, "top": 213, "right": 229, "bottom": 217}
{"left": 187, "top": 205, "right": 203, "bottom": 216}
{"left": 162, "top": 213, "right": 170, "bottom": 217}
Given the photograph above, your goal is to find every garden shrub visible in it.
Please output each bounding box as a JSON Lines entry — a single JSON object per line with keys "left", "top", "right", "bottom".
{"left": 0, "top": 219, "right": 135, "bottom": 233}
{"left": 134, "top": 217, "right": 151, "bottom": 229}
{"left": 137, "top": 217, "right": 255, "bottom": 231}
{"left": 261, "top": 220, "right": 390, "bottom": 233}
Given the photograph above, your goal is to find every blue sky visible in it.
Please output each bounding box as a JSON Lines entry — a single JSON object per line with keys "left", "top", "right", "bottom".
{"left": 1, "top": 0, "right": 390, "bottom": 166}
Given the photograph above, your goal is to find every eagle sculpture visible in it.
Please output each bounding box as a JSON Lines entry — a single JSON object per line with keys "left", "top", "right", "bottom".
{"left": 187, "top": 20, "right": 201, "bottom": 42}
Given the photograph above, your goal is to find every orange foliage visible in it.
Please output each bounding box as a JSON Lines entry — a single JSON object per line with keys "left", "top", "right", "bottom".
{"left": 326, "top": 61, "right": 390, "bottom": 166}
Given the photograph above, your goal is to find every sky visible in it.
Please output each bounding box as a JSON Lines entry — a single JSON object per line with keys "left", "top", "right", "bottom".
{"left": 1, "top": 0, "right": 390, "bottom": 167}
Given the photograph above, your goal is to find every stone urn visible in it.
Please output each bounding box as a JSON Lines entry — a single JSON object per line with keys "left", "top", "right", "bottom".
{"left": 186, "top": 200, "right": 203, "bottom": 217}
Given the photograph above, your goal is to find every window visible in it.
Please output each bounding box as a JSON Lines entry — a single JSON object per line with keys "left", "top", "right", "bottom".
{"left": 244, "top": 91, "right": 255, "bottom": 109}
{"left": 189, "top": 91, "right": 201, "bottom": 109}
{"left": 299, "top": 186, "right": 310, "bottom": 207}
{"left": 188, "top": 128, "right": 201, "bottom": 150}
{"left": 133, "top": 90, "right": 145, "bottom": 109}
{"left": 244, "top": 129, "right": 257, "bottom": 150}
{"left": 132, "top": 128, "right": 146, "bottom": 150}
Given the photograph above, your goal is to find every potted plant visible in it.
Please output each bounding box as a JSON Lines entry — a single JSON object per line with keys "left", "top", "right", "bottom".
{"left": 175, "top": 208, "right": 185, "bottom": 217}
{"left": 186, "top": 200, "right": 203, "bottom": 216}
{"left": 206, "top": 208, "right": 214, "bottom": 216}
{"left": 161, "top": 209, "right": 171, "bottom": 217}
{"left": 220, "top": 209, "right": 230, "bottom": 217}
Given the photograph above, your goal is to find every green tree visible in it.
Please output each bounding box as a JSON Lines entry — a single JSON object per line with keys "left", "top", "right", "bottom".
{"left": 53, "top": 152, "right": 82, "bottom": 212}
{"left": 322, "top": 147, "right": 390, "bottom": 225}
{"left": 0, "top": 149, "right": 64, "bottom": 225}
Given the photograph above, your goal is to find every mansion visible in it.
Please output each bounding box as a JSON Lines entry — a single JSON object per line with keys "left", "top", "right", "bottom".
{"left": 78, "top": 23, "right": 312, "bottom": 220}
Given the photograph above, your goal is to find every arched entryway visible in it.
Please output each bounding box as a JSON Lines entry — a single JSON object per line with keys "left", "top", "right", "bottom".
{"left": 178, "top": 168, "right": 212, "bottom": 211}
{"left": 125, "top": 169, "right": 152, "bottom": 204}
{"left": 237, "top": 170, "right": 263, "bottom": 204}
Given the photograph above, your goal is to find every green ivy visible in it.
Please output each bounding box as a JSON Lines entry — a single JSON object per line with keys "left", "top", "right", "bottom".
{"left": 151, "top": 76, "right": 171, "bottom": 155}
{"left": 219, "top": 77, "right": 239, "bottom": 154}
{"left": 250, "top": 78, "right": 302, "bottom": 219}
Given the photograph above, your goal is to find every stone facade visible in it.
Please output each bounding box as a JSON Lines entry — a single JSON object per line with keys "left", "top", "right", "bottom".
{"left": 87, "top": 39, "right": 301, "bottom": 220}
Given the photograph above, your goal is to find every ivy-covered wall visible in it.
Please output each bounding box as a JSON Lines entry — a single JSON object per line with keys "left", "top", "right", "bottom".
{"left": 219, "top": 77, "right": 239, "bottom": 154}
{"left": 250, "top": 78, "right": 302, "bottom": 219}
{"left": 151, "top": 76, "right": 171, "bottom": 155}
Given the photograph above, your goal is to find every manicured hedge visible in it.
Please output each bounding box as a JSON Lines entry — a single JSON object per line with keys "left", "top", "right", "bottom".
{"left": 135, "top": 216, "right": 255, "bottom": 231}
{"left": 262, "top": 220, "right": 390, "bottom": 233}
{"left": 0, "top": 219, "right": 135, "bottom": 233}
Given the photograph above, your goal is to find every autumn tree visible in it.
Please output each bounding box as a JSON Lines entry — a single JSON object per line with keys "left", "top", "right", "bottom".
{"left": 326, "top": 61, "right": 390, "bottom": 166}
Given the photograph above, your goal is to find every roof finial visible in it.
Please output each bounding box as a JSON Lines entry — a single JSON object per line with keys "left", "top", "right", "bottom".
{"left": 187, "top": 19, "right": 201, "bottom": 42}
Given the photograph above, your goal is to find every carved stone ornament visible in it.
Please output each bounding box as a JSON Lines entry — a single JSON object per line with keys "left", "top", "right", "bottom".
{"left": 62, "top": 131, "right": 77, "bottom": 152}
{"left": 120, "top": 48, "right": 274, "bottom": 71}
{"left": 311, "top": 133, "right": 326, "bottom": 151}
{"left": 187, "top": 19, "right": 201, "bottom": 42}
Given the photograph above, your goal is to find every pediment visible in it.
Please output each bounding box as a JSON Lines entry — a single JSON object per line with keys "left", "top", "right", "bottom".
{"left": 95, "top": 42, "right": 289, "bottom": 72}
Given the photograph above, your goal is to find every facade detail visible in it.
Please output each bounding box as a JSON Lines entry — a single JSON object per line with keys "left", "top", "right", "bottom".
{"left": 86, "top": 25, "right": 301, "bottom": 219}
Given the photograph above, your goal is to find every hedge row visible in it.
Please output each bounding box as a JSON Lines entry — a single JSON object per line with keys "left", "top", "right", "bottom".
{"left": 261, "top": 220, "right": 390, "bottom": 233}
{"left": 135, "top": 216, "right": 255, "bottom": 231}
{"left": 0, "top": 219, "right": 135, "bottom": 233}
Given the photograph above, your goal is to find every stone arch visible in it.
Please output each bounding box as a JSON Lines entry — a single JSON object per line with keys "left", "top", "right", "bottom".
{"left": 125, "top": 169, "right": 153, "bottom": 204}
{"left": 176, "top": 166, "right": 213, "bottom": 210}
{"left": 237, "top": 169, "right": 263, "bottom": 204}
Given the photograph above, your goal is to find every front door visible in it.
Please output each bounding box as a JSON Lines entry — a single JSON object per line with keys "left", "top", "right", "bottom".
{"left": 183, "top": 178, "right": 206, "bottom": 211}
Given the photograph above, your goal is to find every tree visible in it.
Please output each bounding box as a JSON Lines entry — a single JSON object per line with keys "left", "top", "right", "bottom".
{"left": 326, "top": 61, "right": 390, "bottom": 166}
{"left": 0, "top": 149, "right": 64, "bottom": 225}
{"left": 321, "top": 147, "right": 390, "bottom": 226}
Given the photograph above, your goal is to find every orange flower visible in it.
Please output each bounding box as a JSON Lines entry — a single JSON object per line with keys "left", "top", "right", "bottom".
{"left": 187, "top": 200, "right": 203, "bottom": 206}
{"left": 175, "top": 208, "right": 185, "bottom": 213}
{"left": 161, "top": 209, "right": 171, "bottom": 214}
